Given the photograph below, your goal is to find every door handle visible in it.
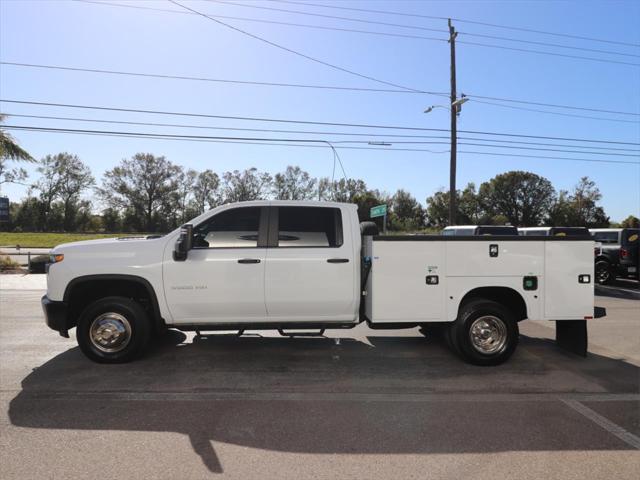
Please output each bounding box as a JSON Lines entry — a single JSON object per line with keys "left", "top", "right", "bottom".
{"left": 327, "top": 258, "right": 349, "bottom": 263}
{"left": 237, "top": 258, "right": 261, "bottom": 264}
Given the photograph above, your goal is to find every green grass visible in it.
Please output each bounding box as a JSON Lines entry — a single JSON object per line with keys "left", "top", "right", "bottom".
{"left": 0, "top": 232, "right": 133, "bottom": 248}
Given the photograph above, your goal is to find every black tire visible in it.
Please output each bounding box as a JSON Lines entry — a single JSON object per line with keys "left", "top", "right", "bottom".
{"left": 77, "top": 296, "right": 151, "bottom": 363}
{"left": 595, "top": 260, "right": 614, "bottom": 285}
{"left": 449, "top": 299, "right": 519, "bottom": 366}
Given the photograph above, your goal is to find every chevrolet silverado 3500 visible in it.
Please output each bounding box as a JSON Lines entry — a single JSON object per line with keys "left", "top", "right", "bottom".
{"left": 42, "top": 200, "right": 604, "bottom": 365}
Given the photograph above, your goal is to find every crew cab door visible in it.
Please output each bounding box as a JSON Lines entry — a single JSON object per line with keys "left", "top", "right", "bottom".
{"left": 163, "top": 206, "right": 269, "bottom": 323}
{"left": 264, "top": 205, "right": 358, "bottom": 322}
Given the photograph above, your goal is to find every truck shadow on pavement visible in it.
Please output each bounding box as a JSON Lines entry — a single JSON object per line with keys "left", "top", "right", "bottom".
{"left": 8, "top": 330, "right": 640, "bottom": 473}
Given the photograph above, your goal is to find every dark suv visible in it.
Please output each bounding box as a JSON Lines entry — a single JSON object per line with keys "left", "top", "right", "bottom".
{"left": 591, "top": 228, "right": 639, "bottom": 284}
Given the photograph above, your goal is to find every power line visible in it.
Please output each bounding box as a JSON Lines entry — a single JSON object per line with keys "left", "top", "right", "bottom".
{"left": 7, "top": 112, "right": 640, "bottom": 153}
{"left": 5, "top": 61, "right": 638, "bottom": 117}
{"left": 5, "top": 124, "right": 637, "bottom": 165}
{"left": 0, "top": 61, "right": 446, "bottom": 96}
{"left": 270, "top": 0, "right": 640, "bottom": 48}
{"left": 463, "top": 94, "right": 639, "bottom": 117}
{"left": 8, "top": 112, "right": 639, "bottom": 157}
{"left": 3, "top": 98, "right": 639, "bottom": 146}
{"left": 167, "top": 0, "right": 426, "bottom": 93}
{"left": 469, "top": 98, "right": 639, "bottom": 124}
{"left": 74, "top": 0, "right": 449, "bottom": 44}
{"left": 458, "top": 150, "right": 640, "bottom": 165}
{"left": 456, "top": 39, "right": 640, "bottom": 67}
{"left": 457, "top": 31, "right": 640, "bottom": 59}
{"left": 76, "top": 0, "right": 640, "bottom": 68}
{"left": 211, "top": 0, "right": 640, "bottom": 58}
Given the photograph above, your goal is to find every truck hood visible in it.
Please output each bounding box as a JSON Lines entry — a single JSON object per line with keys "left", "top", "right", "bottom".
{"left": 52, "top": 235, "right": 168, "bottom": 255}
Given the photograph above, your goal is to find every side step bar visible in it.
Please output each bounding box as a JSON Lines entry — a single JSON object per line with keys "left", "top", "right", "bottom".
{"left": 278, "top": 329, "right": 325, "bottom": 337}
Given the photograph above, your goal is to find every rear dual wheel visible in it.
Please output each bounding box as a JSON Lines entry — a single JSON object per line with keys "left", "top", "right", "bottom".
{"left": 448, "top": 300, "right": 519, "bottom": 366}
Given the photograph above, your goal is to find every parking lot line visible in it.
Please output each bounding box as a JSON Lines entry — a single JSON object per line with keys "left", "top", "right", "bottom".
{"left": 16, "top": 391, "right": 640, "bottom": 403}
{"left": 562, "top": 399, "right": 640, "bottom": 450}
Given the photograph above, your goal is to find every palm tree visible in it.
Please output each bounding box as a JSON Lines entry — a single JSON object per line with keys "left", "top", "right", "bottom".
{"left": 0, "top": 114, "right": 33, "bottom": 162}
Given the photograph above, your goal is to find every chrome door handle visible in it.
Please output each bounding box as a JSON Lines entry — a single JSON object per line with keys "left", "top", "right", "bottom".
{"left": 237, "top": 258, "right": 261, "bottom": 264}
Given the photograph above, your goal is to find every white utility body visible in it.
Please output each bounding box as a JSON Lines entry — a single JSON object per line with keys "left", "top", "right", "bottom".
{"left": 43, "top": 201, "right": 603, "bottom": 365}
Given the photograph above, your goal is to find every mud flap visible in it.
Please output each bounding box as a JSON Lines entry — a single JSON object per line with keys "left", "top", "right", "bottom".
{"left": 556, "top": 320, "right": 588, "bottom": 357}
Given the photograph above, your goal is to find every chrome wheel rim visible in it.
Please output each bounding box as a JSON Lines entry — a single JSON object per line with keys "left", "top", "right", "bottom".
{"left": 89, "top": 312, "right": 132, "bottom": 353}
{"left": 469, "top": 315, "right": 507, "bottom": 355}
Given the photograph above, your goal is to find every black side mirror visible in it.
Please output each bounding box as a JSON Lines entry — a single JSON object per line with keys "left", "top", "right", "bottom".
{"left": 360, "top": 221, "right": 379, "bottom": 236}
{"left": 173, "top": 224, "right": 193, "bottom": 261}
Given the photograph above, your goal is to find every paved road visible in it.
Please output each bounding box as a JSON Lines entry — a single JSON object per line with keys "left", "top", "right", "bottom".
{"left": 0, "top": 288, "right": 638, "bottom": 479}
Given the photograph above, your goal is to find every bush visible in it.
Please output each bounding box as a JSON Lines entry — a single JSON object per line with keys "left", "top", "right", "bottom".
{"left": 0, "top": 255, "right": 21, "bottom": 272}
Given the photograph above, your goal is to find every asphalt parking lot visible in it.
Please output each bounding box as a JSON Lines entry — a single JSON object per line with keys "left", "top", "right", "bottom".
{"left": 0, "top": 282, "right": 638, "bottom": 479}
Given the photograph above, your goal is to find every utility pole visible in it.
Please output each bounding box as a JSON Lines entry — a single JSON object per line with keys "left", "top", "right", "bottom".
{"left": 448, "top": 18, "right": 458, "bottom": 226}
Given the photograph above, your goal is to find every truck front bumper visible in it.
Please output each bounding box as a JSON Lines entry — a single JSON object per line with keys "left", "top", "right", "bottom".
{"left": 41, "top": 295, "right": 71, "bottom": 338}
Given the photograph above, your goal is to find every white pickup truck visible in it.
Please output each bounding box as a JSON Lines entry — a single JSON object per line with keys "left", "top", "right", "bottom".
{"left": 42, "top": 200, "right": 604, "bottom": 365}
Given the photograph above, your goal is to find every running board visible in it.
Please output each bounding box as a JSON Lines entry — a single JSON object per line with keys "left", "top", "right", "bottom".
{"left": 556, "top": 320, "right": 587, "bottom": 357}
{"left": 278, "top": 329, "right": 326, "bottom": 337}
{"left": 195, "top": 329, "right": 244, "bottom": 337}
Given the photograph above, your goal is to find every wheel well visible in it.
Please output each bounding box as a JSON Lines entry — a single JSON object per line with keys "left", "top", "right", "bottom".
{"left": 459, "top": 287, "right": 527, "bottom": 321}
{"left": 595, "top": 256, "right": 611, "bottom": 264}
{"left": 64, "top": 275, "right": 162, "bottom": 331}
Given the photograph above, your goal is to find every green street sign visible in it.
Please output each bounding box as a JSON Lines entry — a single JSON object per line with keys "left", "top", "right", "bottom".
{"left": 370, "top": 204, "right": 387, "bottom": 218}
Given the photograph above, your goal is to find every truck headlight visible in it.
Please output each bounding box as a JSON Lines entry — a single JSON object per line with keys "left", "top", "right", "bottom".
{"left": 49, "top": 254, "right": 64, "bottom": 264}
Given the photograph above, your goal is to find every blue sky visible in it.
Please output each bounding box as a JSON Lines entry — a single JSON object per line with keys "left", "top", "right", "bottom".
{"left": 1, "top": 0, "right": 639, "bottom": 221}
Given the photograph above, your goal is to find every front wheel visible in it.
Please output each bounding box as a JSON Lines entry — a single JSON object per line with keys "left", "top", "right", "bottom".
{"left": 77, "top": 296, "right": 151, "bottom": 363}
{"left": 449, "top": 300, "right": 519, "bottom": 366}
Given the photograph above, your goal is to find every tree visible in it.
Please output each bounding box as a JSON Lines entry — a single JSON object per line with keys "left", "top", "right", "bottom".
{"left": 172, "top": 168, "right": 198, "bottom": 225}
{"left": 547, "top": 177, "right": 609, "bottom": 227}
{"left": 620, "top": 215, "right": 639, "bottom": 228}
{"left": 102, "top": 208, "right": 122, "bottom": 232}
{"left": 273, "top": 166, "right": 317, "bottom": 200}
{"left": 426, "top": 189, "right": 454, "bottom": 228}
{"left": 390, "top": 189, "right": 425, "bottom": 231}
{"left": 98, "top": 153, "right": 181, "bottom": 232}
{"left": 569, "top": 177, "right": 609, "bottom": 227}
{"left": 352, "top": 189, "right": 388, "bottom": 223}
{"left": 221, "top": 168, "right": 272, "bottom": 203}
{"left": 55, "top": 154, "right": 94, "bottom": 231}
{"left": 319, "top": 178, "right": 368, "bottom": 202}
{"left": 478, "top": 171, "right": 555, "bottom": 226}
{"left": 0, "top": 114, "right": 34, "bottom": 190}
{"left": 458, "top": 183, "right": 489, "bottom": 224}
{"left": 193, "top": 169, "right": 220, "bottom": 214}
{"left": 34, "top": 154, "right": 64, "bottom": 229}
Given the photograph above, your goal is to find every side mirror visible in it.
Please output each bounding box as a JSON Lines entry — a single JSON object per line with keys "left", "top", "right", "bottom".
{"left": 173, "top": 224, "right": 193, "bottom": 261}
{"left": 360, "top": 221, "right": 379, "bottom": 236}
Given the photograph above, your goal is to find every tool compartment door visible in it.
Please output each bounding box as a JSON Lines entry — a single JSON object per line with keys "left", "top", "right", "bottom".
{"left": 544, "top": 241, "right": 594, "bottom": 319}
{"left": 369, "top": 240, "right": 445, "bottom": 322}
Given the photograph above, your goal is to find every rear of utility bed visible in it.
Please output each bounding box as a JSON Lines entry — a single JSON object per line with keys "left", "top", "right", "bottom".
{"left": 363, "top": 235, "right": 601, "bottom": 364}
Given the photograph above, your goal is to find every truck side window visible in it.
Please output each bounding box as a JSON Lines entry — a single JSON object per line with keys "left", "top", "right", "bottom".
{"left": 592, "top": 232, "right": 619, "bottom": 244}
{"left": 277, "top": 207, "right": 343, "bottom": 248}
{"left": 193, "top": 207, "right": 261, "bottom": 248}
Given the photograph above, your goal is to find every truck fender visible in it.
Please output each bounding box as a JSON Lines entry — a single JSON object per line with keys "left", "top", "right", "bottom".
{"left": 63, "top": 274, "right": 164, "bottom": 331}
